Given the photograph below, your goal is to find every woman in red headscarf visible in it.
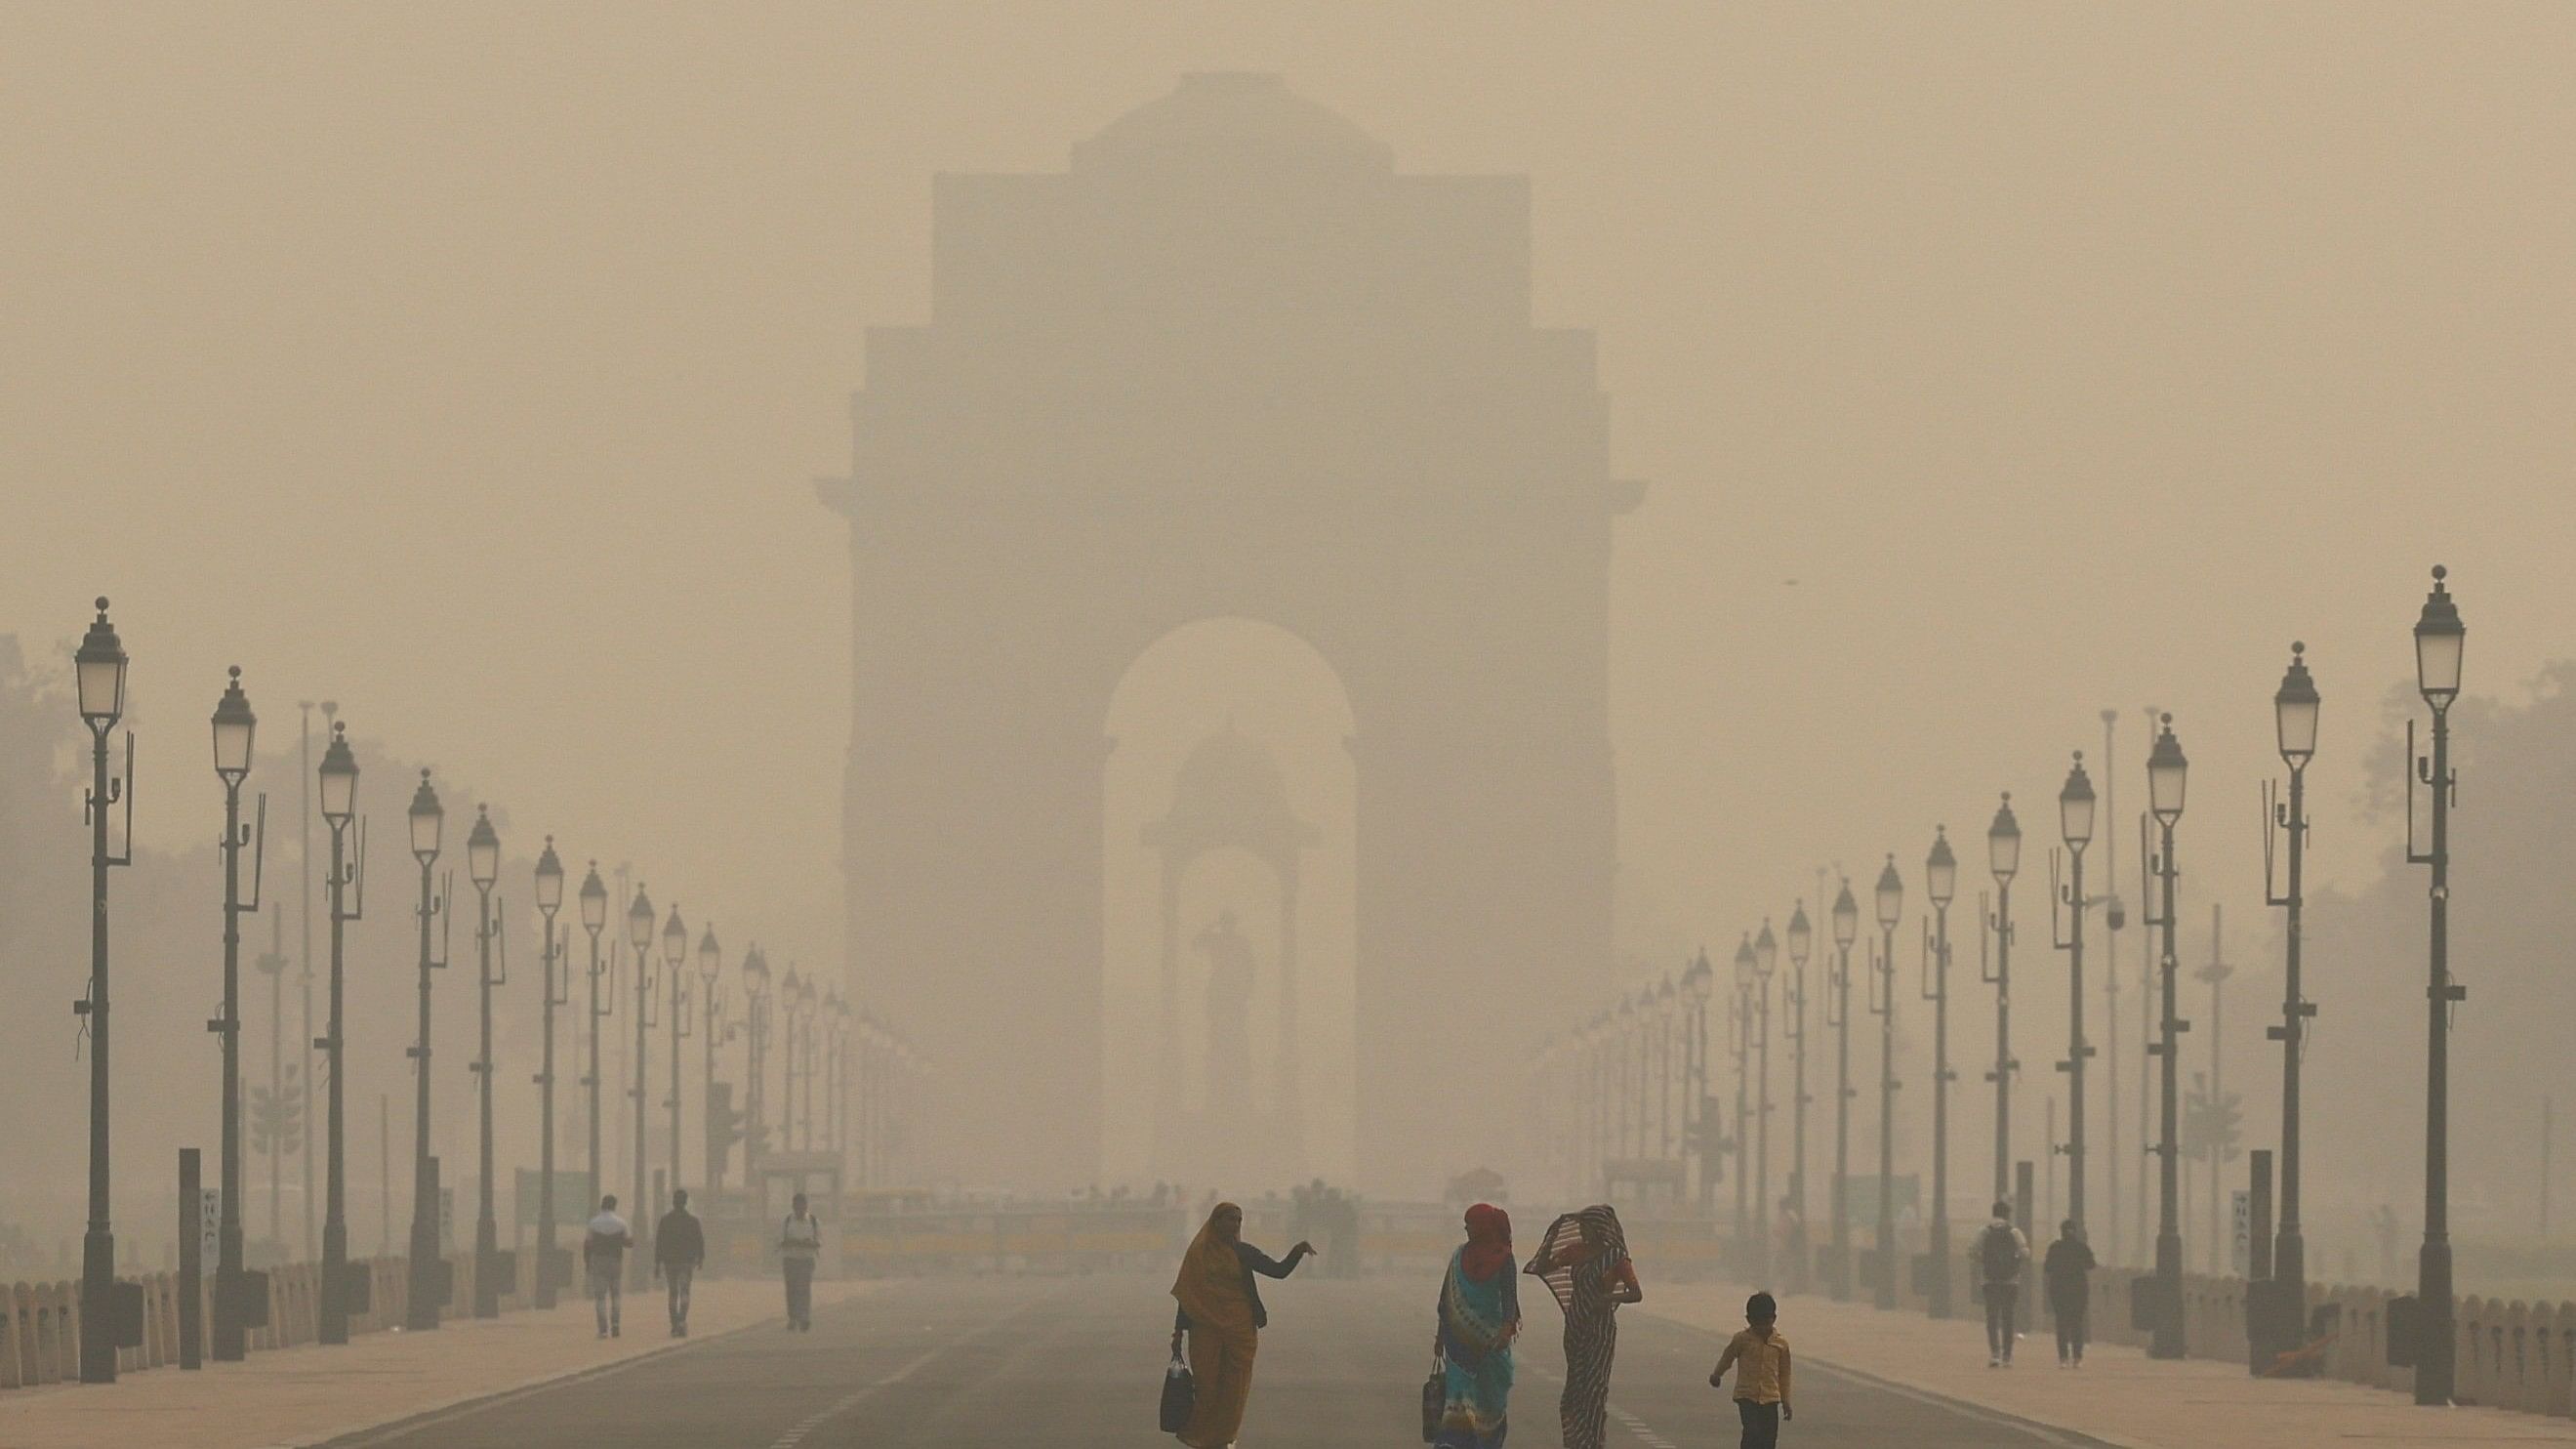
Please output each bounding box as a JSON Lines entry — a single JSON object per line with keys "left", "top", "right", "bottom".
{"left": 1431, "top": 1204, "right": 1521, "bottom": 1448}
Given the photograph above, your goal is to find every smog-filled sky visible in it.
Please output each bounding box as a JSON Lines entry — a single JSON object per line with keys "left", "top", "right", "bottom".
{"left": 4, "top": 4, "right": 2574, "bottom": 1263}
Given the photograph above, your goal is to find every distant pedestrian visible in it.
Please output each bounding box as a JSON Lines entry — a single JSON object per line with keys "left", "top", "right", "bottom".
{"left": 1975, "top": 1201, "right": 2029, "bottom": 1367}
{"left": 1167, "top": 1201, "right": 1314, "bottom": 1449}
{"left": 1528, "top": 1205, "right": 1642, "bottom": 1449}
{"left": 2043, "top": 1220, "right": 2097, "bottom": 1367}
{"left": 1709, "top": 1291, "right": 1793, "bottom": 1449}
{"left": 584, "top": 1195, "right": 634, "bottom": 1339}
{"left": 1431, "top": 1204, "right": 1520, "bottom": 1449}
{"left": 656, "top": 1188, "right": 707, "bottom": 1338}
{"left": 779, "top": 1192, "right": 822, "bottom": 1331}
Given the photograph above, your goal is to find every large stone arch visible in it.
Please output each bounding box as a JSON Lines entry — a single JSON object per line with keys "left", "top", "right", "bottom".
{"left": 819, "top": 72, "right": 1637, "bottom": 1195}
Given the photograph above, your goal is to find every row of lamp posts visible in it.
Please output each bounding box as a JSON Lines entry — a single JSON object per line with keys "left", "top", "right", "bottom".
{"left": 57, "top": 598, "right": 922, "bottom": 1383}
{"left": 1527, "top": 567, "right": 2465, "bottom": 1402}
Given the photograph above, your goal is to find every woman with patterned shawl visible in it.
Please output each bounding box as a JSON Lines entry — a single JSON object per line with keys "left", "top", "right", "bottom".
{"left": 1168, "top": 1202, "right": 1314, "bottom": 1448}
{"left": 1432, "top": 1203, "right": 1521, "bottom": 1448}
{"left": 1526, "top": 1204, "right": 1642, "bottom": 1449}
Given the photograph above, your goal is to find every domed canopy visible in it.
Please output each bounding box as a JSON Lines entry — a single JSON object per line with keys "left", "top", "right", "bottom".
{"left": 1074, "top": 71, "right": 1393, "bottom": 177}
{"left": 1142, "top": 721, "right": 1321, "bottom": 871}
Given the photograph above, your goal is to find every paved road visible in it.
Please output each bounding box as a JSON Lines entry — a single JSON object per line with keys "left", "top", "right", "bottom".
{"left": 319, "top": 1274, "right": 2116, "bottom": 1447}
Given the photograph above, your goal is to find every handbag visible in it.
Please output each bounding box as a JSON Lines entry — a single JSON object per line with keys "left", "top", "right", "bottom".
{"left": 1160, "top": 1347, "right": 1197, "bottom": 1432}
{"left": 1419, "top": 1347, "right": 1445, "bottom": 1442}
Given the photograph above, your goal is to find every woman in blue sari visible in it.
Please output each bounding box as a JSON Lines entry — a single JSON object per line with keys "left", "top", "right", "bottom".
{"left": 1433, "top": 1203, "right": 1520, "bottom": 1448}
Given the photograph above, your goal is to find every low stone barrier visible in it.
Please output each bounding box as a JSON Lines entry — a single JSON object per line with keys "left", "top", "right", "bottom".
{"left": 0, "top": 1254, "right": 562, "bottom": 1397}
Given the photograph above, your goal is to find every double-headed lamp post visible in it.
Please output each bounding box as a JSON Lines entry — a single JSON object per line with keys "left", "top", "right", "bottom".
{"left": 1679, "top": 952, "right": 1712, "bottom": 1210}
{"left": 532, "top": 839, "right": 567, "bottom": 1309}
{"left": 2057, "top": 755, "right": 2097, "bottom": 1236}
{"left": 1784, "top": 903, "right": 1814, "bottom": 1291}
{"left": 1731, "top": 937, "right": 1757, "bottom": 1264}
{"left": 73, "top": 600, "right": 132, "bottom": 1384}
{"left": 663, "top": 904, "right": 691, "bottom": 1207}
{"left": 2409, "top": 567, "right": 2466, "bottom": 1405}
{"left": 1869, "top": 855, "right": 1903, "bottom": 1309}
{"left": 404, "top": 770, "right": 450, "bottom": 1332}
{"left": 742, "top": 948, "right": 771, "bottom": 1179}
{"left": 2264, "top": 644, "right": 2319, "bottom": 1336}
{"left": 698, "top": 928, "right": 723, "bottom": 1188}
{"left": 1752, "top": 922, "right": 1778, "bottom": 1282}
{"left": 315, "top": 723, "right": 362, "bottom": 1344}
{"left": 1984, "top": 795, "right": 2022, "bottom": 1204}
{"left": 2144, "top": 716, "right": 2190, "bottom": 1358}
{"left": 626, "top": 885, "right": 657, "bottom": 1285}
{"left": 1922, "top": 827, "right": 1957, "bottom": 1319}
{"left": 210, "top": 668, "right": 264, "bottom": 1360}
{"left": 578, "top": 864, "right": 609, "bottom": 1233}
{"left": 467, "top": 807, "right": 504, "bottom": 1319}
{"left": 1828, "top": 879, "right": 1859, "bottom": 1301}
{"left": 797, "top": 975, "right": 821, "bottom": 1151}
{"left": 780, "top": 967, "right": 804, "bottom": 1152}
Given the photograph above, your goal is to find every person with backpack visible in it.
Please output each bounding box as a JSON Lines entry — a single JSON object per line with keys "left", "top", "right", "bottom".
{"left": 655, "top": 1188, "right": 707, "bottom": 1338}
{"left": 779, "top": 1192, "right": 823, "bottom": 1331}
{"left": 583, "top": 1194, "right": 634, "bottom": 1339}
{"left": 2043, "top": 1219, "right": 2098, "bottom": 1367}
{"left": 1975, "top": 1202, "right": 2029, "bottom": 1367}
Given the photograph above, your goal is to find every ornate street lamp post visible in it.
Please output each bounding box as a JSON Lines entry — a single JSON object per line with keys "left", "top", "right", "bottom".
{"left": 626, "top": 885, "right": 657, "bottom": 1285}
{"left": 1984, "top": 794, "right": 2022, "bottom": 1205}
{"left": 404, "top": 770, "right": 452, "bottom": 1331}
{"left": 697, "top": 928, "right": 723, "bottom": 1188}
{"left": 72, "top": 600, "right": 133, "bottom": 1383}
{"left": 1922, "top": 827, "right": 1957, "bottom": 1319}
{"left": 1679, "top": 953, "right": 1712, "bottom": 1210}
{"left": 2261, "top": 643, "right": 2320, "bottom": 1346}
{"left": 1784, "top": 903, "right": 1814, "bottom": 1291}
{"left": 1731, "top": 937, "right": 1756, "bottom": 1264}
{"left": 1828, "top": 878, "right": 1859, "bottom": 1301}
{"left": 2408, "top": 568, "right": 2466, "bottom": 1404}
{"left": 209, "top": 668, "right": 266, "bottom": 1360}
{"left": 2142, "top": 715, "right": 2190, "bottom": 1358}
{"left": 1869, "top": 855, "right": 1903, "bottom": 1309}
{"left": 532, "top": 839, "right": 567, "bottom": 1308}
{"left": 797, "top": 975, "right": 820, "bottom": 1152}
{"left": 2055, "top": 755, "right": 2098, "bottom": 1234}
{"left": 780, "top": 966, "right": 803, "bottom": 1154}
{"left": 1752, "top": 922, "right": 1777, "bottom": 1283}
{"left": 741, "top": 947, "right": 771, "bottom": 1179}
{"left": 315, "top": 723, "right": 363, "bottom": 1344}
{"left": 663, "top": 904, "right": 691, "bottom": 1204}
{"left": 466, "top": 807, "right": 504, "bottom": 1319}
{"left": 577, "top": 864, "right": 609, "bottom": 1237}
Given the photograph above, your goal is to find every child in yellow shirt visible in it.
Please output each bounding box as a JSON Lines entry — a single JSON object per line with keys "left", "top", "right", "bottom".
{"left": 1709, "top": 1291, "right": 1792, "bottom": 1448}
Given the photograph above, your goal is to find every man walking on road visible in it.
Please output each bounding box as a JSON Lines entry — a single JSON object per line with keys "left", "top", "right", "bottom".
{"left": 585, "top": 1195, "right": 634, "bottom": 1339}
{"left": 780, "top": 1192, "right": 822, "bottom": 1331}
{"left": 657, "top": 1188, "right": 708, "bottom": 1338}
{"left": 2043, "top": 1219, "right": 2097, "bottom": 1367}
{"left": 1976, "top": 1200, "right": 2029, "bottom": 1368}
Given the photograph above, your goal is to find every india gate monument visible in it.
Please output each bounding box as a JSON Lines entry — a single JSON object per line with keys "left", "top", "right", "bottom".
{"left": 818, "top": 73, "right": 1635, "bottom": 1196}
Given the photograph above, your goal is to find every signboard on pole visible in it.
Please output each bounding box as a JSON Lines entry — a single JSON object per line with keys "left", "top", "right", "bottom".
{"left": 2231, "top": 1189, "right": 2251, "bottom": 1275}
{"left": 200, "top": 1188, "right": 223, "bottom": 1265}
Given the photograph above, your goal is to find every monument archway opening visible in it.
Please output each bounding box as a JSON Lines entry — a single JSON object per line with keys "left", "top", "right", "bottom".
{"left": 1102, "top": 616, "right": 1357, "bottom": 1192}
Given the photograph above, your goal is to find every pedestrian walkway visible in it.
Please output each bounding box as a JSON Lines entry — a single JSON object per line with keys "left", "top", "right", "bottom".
{"left": 1645, "top": 1284, "right": 2576, "bottom": 1449}
{"left": 0, "top": 1278, "right": 867, "bottom": 1449}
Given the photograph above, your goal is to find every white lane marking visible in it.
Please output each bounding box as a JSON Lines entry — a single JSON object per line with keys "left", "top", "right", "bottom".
{"left": 763, "top": 1342, "right": 947, "bottom": 1448}
{"left": 760, "top": 1290, "right": 1056, "bottom": 1449}
{"left": 1611, "top": 1404, "right": 1681, "bottom": 1447}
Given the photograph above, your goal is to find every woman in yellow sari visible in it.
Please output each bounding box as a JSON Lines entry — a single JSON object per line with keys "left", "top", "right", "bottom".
{"left": 1169, "top": 1202, "right": 1314, "bottom": 1448}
